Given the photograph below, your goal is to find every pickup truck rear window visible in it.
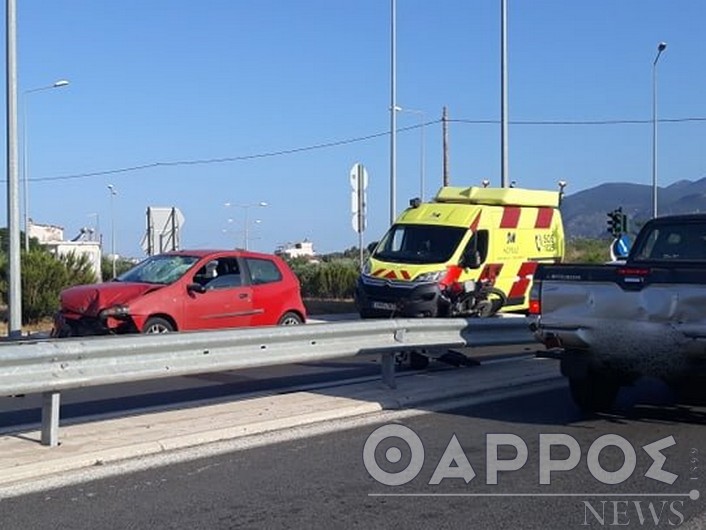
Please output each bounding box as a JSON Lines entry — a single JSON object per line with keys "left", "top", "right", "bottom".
{"left": 632, "top": 221, "right": 706, "bottom": 261}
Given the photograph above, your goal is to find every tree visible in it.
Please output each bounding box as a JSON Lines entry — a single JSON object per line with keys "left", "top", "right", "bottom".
{"left": 101, "top": 256, "right": 136, "bottom": 281}
{"left": 0, "top": 248, "right": 98, "bottom": 324}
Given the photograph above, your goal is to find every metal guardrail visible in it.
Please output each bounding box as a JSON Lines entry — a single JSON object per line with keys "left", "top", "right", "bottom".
{"left": 0, "top": 317, "right": 535, "bottom": 446}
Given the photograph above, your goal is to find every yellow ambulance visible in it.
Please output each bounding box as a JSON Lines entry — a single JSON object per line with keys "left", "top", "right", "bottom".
{"left": 355, "top": 185, "right": 565, "bottom": 318}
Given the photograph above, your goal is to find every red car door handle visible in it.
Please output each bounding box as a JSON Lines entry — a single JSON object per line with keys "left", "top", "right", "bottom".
{"left": 238, "top": 293, "right": 248, "bottom": 299}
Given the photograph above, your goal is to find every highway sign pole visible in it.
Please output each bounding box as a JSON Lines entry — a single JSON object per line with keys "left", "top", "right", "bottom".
{"left": 350, "top": 163, "right": 368, "bottom": 269}
{"left": 357, "top": 165, "right": 364, "bottom": 267}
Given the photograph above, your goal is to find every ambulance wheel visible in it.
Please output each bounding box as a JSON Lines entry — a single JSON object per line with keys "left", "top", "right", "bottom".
{"left": 409, "top": 352, "right": 430, "bottom": 370}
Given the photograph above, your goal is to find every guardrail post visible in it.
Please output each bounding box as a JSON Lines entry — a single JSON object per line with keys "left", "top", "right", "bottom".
{"left": 381, "top": 352, "right": 396, "bottom": 389}
{"left": 41, "top": 391, "right": 61, "bottom": 447}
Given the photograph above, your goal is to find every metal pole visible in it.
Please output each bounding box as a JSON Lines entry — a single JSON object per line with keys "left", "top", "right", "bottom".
{"left": 6, "top": 0, "right": 22, "bottom": 338}
{"left": 357, "top": 164, "right": 364, "bottom": 268}
{"left": 442, "top": 106, "right": 449, "bottom": 187}
{"left": 389, "top": 0, "right": 397, "bottom": 224}
{"left": 500, "top": 0, "right": 509, "bottom": 188}
{"left": 21, "top": 81, "right": 69, "bottom": 253}
{"left": 22, "top": 95, "right": 28, "bottom": 251}
{"left": 41, "top": 391, "right": 60, "bottom": 447}
{"left": 108, "top": 185, "right": 116, "bottom": 278}
{"left": 244, "top": 207, "right": 249, "bottom": 250}
{"left": 652, "top": 42, "right": 667, "bottom": 219}
{"left": 419, "top": 112, "right": 425, "bottom": 201}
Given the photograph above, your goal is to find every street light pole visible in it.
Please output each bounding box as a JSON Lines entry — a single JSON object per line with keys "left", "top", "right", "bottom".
{"left": 394, "top": 106, "right": 426, "bottom": 200}
{"left": 22, "top": 79, "right": 69, "bottom": 251}
{"left": 107, "top": 184, "right": 117, "bottom": 278}
{"left": 244, "top": 207, "right": 250, "bottom": 250}
{"left": 389, "top": 0, "right": 397, "bottom": 224}
{"left": 500, "top": 0, "right": 509, "bottom": 188}
{"left": 652, "top": 42, "right": 667, "bottom": 219}
{"left": 224, "top": 201, "right": 268, "bottom": 250}
{"left": 6, "top": 0, "right": 22, "bottom": 338}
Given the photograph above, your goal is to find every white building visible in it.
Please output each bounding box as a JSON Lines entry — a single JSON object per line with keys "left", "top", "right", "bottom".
{"left": 276, "top": 239, "right": 316, "bottom": 259}
{"left": 29, "top": 220, "right": 103, "bottom": 281}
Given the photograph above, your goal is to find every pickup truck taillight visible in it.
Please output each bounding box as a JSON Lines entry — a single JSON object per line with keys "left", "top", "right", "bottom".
{"left": 617, "top": 267, "right": 650, "bottom": 276}
{"left": 528, "top": 281, "right": 541, "bottom": 315}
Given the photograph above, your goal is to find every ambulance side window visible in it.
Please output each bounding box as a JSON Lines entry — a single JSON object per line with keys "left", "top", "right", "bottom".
{"left": 462, "top": 230, "right": 489, "bottom": 269}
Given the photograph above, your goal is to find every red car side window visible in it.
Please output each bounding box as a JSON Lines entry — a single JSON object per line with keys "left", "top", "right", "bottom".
{"left": 246, "top": 258, "right": 282, "bottom": 285}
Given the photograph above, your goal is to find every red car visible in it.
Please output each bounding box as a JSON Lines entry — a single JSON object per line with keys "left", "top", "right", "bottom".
{"left": 52, "top": 250, "right": 306, "bottom": 337}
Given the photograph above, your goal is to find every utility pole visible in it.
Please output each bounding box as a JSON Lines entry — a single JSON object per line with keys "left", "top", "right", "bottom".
{"left": 6, "top": 0, "right": 22, "bottom": 338}
{"left": 389, "top": 0, "right": 397, "bottom": 224}
{"left": 500, "top": 0, "right": 509, "bottom": 188}
{"left": 442, "top": 106, "right": 450, "bottom": 187}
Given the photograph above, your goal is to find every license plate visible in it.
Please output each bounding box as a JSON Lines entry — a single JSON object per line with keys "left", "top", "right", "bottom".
{"left": 372, "top": 301, "right": 396, "bottom": 311}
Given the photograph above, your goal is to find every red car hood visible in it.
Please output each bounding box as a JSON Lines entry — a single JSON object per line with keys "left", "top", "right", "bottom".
{"left": 59, "top": 282, "right": 163, "bottom": 317}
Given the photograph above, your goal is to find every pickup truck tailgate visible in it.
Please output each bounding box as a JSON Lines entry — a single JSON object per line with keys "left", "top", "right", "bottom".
{"left": 535, "top": 264, "right": 706, "bottom": 375}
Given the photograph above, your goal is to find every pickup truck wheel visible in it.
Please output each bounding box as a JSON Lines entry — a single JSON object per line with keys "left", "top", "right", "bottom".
{"left": 669, "top": 377, "right": 706, "bottom": 405}
{"left": 569, "top": 374, "right": 619, "bottom": 413}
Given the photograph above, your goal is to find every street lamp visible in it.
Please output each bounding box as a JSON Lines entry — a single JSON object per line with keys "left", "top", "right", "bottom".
{"left": 390, "top": 0, "right": 397, "bottom": 224}
{"left": 394, "top": 106, "right": 426, "bottom": 201}
{"left": 224, "top": 201, "right": 268, "bottom": 250}
{"left": 107, "top": 184, "right": 117, "bottom": 278}
{"left": 87, "top": 212, "right": 100, "bottom": 243}
{"left": 652, "top": 42, "right": 667, "bottom": 219}
{"left": 22, "top": 79, "right": 70, "bottom": 251}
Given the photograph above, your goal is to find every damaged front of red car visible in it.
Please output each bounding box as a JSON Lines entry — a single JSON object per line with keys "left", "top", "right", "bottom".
{"left": 51, "top": 282, "right": 163, "bottom": 337}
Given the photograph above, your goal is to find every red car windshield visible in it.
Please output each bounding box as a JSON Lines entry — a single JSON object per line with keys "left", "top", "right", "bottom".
{"left": 116, "top": 255, "right": 201, "bottom": 285}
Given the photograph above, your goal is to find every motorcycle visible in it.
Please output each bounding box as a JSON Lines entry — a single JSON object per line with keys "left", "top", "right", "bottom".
{"left": 442, "top": 278, "right": 507, "bottom": 318}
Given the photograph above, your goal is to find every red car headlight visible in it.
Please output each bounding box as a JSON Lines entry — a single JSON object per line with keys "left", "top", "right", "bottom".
{"left": 99, "top": 305, "right": 130, "bottom": 319}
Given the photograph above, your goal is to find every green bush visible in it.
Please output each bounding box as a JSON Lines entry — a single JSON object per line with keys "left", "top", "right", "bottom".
{"left": 0, "top": 249, "right": 98, "bottom": 324}
{"left": 285, "top": 257, "right": 318, "bottom": 297}
{"left": 283, "top": 256, "right": 359, "bottom": 299}
{"left": 308, "top": 260, "right": 359, "bottom": 299}
{"left": 565, "top": 238, "right": 610, "bottom": 263}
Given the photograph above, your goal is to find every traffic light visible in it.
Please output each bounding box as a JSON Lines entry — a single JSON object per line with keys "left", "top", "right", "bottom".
{"left": 619, "top": 211, "right": 628, "bottom": 234}
{"left": 607, "top": 210, "right": 618, "bottom": 237}
{"left": 606, "top": 207, "right": 628, "bottom": 237}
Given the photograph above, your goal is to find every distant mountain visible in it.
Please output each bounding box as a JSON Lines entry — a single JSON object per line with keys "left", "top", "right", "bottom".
{"left": 560, "top": 177, "right": 706, "bottom": 238}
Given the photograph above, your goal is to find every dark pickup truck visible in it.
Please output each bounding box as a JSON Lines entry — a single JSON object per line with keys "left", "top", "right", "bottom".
{"left": 529, "top": 214, "right": 706, "bottom": 412}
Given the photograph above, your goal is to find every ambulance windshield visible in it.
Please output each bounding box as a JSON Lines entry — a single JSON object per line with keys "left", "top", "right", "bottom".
{"left": 373, "top": 224, "right": 466, "bottom": 264}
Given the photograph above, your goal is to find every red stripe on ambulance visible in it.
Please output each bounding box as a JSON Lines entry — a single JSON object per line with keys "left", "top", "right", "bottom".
{"left": 507, "top": 262, "right": 539, "bottom": 299}
{"left": 479, "top": 263, "right": 504, "bottom": 285}
{"left": 469, "top": 211, "right": 482, "bottom": 231}
{"left": 499, "top": 206, "right": 521, "bottom": 228}
{"left": 534, "top": 207, "right": 554, "bottom": 229}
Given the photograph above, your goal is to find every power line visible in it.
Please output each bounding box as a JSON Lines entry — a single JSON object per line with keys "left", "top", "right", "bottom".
{"left": 452, "top": 117, "right": 706, "bottom": 125}
{"left": 5, "top": 116, "right": 706, "bottom": 184}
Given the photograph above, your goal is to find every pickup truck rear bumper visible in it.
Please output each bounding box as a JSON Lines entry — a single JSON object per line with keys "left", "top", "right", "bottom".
{"left": 531, "top": 316, "right": 706, "bottom": 379}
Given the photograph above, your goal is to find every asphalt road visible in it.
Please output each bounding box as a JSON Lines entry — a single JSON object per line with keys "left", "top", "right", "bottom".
{"left": 2, "top": 375, "right": 704, "bottom": 529}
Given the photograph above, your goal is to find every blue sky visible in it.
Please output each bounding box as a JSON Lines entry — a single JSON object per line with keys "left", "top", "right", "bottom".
{"left": 2, "top": 1, "right": 705, "bottom": 256}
